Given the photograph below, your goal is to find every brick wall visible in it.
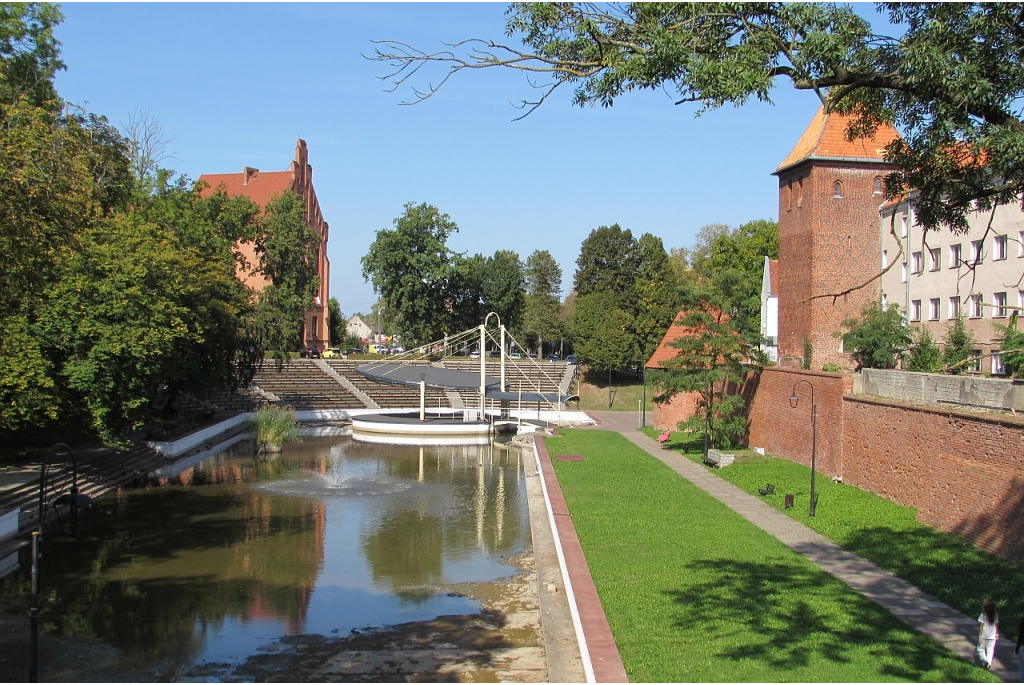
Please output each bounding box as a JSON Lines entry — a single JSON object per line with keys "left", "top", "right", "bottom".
{"left": 651, "top": 390, "right": 701, "bottom": 430}
{"left": 842, "top": 396, "right": 1024, "bottom": 561}
{"left": 745, "top": 366, "right": 1024, "bottom": 561}
{"left": 747, "top": 367, "right": 850, "bottom": 477}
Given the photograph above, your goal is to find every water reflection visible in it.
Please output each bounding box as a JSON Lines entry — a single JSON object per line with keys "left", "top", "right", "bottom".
{"left": 1, "top": 435, "right": 529, "bottom": 676}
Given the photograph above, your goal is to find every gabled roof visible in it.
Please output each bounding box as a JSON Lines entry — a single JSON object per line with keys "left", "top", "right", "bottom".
{"left": 645, "top": 307, "right": 728, "bottom": 370}
{"left": 198, "top": 168, "right": 294, "bottom": 206}
{"left": 765, "top": 257, "right": 779, "bottom": 296}
{"left": 775, "top": 106, "right": 901, "bottom": 174}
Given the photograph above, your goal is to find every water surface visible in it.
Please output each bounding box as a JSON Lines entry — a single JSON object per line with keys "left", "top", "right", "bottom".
{"left": 2, "top": 435, "right": 530, "bottom": 677}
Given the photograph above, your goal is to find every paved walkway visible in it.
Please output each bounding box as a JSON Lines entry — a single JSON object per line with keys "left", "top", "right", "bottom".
{"left": 584, "top": 412, "right": 1019, "bottom": 682}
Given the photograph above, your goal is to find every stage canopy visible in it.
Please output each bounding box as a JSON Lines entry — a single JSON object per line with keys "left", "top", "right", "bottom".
{"left": 356, "top": 362, "right": 501, "bottom": 392}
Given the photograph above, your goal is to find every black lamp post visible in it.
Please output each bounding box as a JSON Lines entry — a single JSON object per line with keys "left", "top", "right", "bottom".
{"left": 788, "top": 380, "right": 818, "bottom": 517}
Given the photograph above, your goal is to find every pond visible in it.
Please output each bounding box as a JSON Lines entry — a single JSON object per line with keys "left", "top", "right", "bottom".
{"left": 1, "top": 434, "right": 532, "bottom": 680}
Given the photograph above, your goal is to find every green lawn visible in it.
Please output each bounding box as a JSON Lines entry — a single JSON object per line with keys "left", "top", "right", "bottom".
{"left": 545, "top": 429, "right": 995, "bottom": 683}
{"left": 576, "top": 369, "right": 654, "bottom": 412}
{"left": 640, "top": 427, "right": 1024, "bottom": 645}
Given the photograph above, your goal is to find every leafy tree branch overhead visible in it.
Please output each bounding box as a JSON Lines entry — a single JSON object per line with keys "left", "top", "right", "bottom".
{"left": 371, "top": 2, "right": 1024, "bottom": 233}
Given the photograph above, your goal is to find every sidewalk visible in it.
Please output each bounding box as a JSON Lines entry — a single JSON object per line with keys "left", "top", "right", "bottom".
{"left": 583, "top": 412, "right": 1018, "bottom": 682}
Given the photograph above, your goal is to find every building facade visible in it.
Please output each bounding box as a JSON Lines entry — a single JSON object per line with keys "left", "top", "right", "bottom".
{"left": 879, "top": 195, "right": 1024, "bottom": 373}
{"left": 199, "top": 140, "right": 331, "bottom": 351}
{"left": 774, "top": 107, "right": 900, "bottom": 369}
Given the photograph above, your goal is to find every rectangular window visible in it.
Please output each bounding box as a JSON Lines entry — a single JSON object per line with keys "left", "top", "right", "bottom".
{"left": 1019, "top": 231, "right": 1024, "bottom": 257}
{"left": 971, "top": 294, "right": 984, "bottom": 318}
{"left": 993, "top": 352, "right": 1005, "bottom": 376}
{"left": 971, "top": 239, "right": 984, "bottom": 265}
{"left": 911, "top": 251, "right": 923, "bottom": 274}
{"left": 882, "top": 250, "right": 888, "bottom": 269}
{"left": 910, "top": 300, "right": 921, "bottom": 321}
{"left": 969, "top": 350, "right": 982, "bottom": 373}
{"left": 994, "top": 292, "right": 1007, "bottom": 317}
{"left": 929, "top": 298, "right": 940, "bottom": 321}
{"left": 901, "top": 215, "right": 908, "bottom": 238}
{"left": 929, "top": 247, "right": 941, "bottom": 271}
{"left": 949, "top": 296, "right": 961, "bottom": 319}
{"left": 950, "top": 243, "right": 962, "bottom": 268}
{"left": 901, "top": 262, "right": 908, "bottom": 283}
{"left": 881, "top": 293, "right": 888, "bottom": 309}
{"left": 994, "top": 235, "right": 1008, "bottom": 260}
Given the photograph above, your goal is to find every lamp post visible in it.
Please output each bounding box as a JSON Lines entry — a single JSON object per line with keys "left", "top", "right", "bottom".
{"left": 788, "top": 380, "right": 818, "bottom": 517}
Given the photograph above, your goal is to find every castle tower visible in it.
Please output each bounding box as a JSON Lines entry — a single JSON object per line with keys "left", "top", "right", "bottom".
{"left": 773, "top": 107, "right": 900, "bottom": 368}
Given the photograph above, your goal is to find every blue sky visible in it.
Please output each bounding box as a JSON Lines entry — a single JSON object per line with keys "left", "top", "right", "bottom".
{"left": 53, "top": 2, "right": 838, "bottom": 317}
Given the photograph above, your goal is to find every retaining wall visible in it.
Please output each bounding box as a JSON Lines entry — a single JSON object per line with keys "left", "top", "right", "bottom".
{"left": 859, "top": 368, "right": 1024, "bottom": 412}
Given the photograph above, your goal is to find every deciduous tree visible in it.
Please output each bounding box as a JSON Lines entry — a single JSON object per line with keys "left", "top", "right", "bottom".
{"left": 840, "top": 302, "right": 911, "bottom": 370}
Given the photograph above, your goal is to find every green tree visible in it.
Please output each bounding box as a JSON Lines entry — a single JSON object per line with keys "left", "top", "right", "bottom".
{"left": 0, "top": 2, "right": 64, "bottom": 108}
{"left": 840, "top": 302, "right": 911, "bottom": 370}
{"left": 328, "top": 297, "right": 344, "bottom": 346}
{"left": 943, "top": 313, "right": 976, "bottom": 375}
{"left": 523, "top": 249, "right": 563, "bottom": 356}
{"left": 374, "top": 2, "right": 1024, "bottom": 233}
{"left": 633, "top": 233, "right": 679, "bottom": 362}
{"left": 996, "top": 312, "right": 1024, "bottom": 379}
{"left": 646, "top": 302, "right": 748, "bottom": 451}
{"left": 482, "top": 249, "right": 526, "bottom": 332}
{"left": 573, "top": 224, "right": 639, "bottom": 310}
{"left": 906, "top": 327, "right": 943, "bottom": 373}
{"left": 570, "top": 291, "right": 638, "bottom": 406}
{"left": 362, "top": 202, "right": 459, "bottom": 344}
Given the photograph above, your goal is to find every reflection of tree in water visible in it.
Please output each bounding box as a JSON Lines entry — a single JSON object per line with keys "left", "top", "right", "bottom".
{"left": 362, "top": 509, "right": 445, "bottom": 603}
{"left": 31, "top": 452, "right": 325, "bottom": 666}
{"left": 359, "top": 442, "right": 531, "bottom": 598}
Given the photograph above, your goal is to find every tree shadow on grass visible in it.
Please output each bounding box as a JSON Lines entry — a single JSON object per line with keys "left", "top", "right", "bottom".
{"left": 839, "top": 525, "right": 1024, "bottom": 643}
{"left": 664, "top": 557, "right": 984, "bottom": 681}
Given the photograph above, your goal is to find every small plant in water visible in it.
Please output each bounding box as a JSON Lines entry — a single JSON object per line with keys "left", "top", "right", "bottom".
{"left": 249, "top": 406, "right": 301, "bottom": 453}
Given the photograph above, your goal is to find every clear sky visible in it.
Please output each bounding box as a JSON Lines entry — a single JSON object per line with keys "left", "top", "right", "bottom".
{"left": 53, "top": 2, "right": 832, "bottom": 317}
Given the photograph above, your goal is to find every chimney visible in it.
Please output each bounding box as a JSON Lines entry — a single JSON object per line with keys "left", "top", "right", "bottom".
{"left": 242, "top": 166, "right": 259, "bottom": 185}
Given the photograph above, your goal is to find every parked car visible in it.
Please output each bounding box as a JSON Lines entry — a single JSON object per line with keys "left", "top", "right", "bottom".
{"left": 509, "top": 352, "right": 522, "bottom": 360}
{"left": 527, "top": 353, "right": 538, "bottom": 359}
{"left": 565, "top": 354, "right": 577, "bottom": 364}
{"left": 300, "top": 347, "right": 321, "bottom": 359}
{"left": 546, "top": 354, "right": 560, "bottom": 362}
{"left": 345, "top": 348, "right": 363, "bottom": 356}
{"left": 322, "top": 347, "right": 342, "bottom": 359}
{"left": 469, "top": 350, "right": 481, "bottom": 359}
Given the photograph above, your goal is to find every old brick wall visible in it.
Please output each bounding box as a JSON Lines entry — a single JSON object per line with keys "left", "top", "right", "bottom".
{"left": 651, "top": 390, "right": 701, "bottom": 430}
{"left": 745, "top": 367, "right": 1024, "bottom": 561}
{"left": 842, "top": 396, "right": 1024, "bottom": 561}
{"left": 747, "top": 367, "right": 850, "bottom": 477}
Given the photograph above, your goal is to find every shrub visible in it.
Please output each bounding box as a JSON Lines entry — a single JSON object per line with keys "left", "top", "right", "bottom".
{"left": 248, "top": 405, "right": 300, "bottom": 446}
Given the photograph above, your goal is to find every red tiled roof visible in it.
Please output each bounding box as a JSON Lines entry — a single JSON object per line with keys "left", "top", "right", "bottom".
{"left": 767, "top": 258, "right": 779, "bottom": 296}
{"left": 198, "top": 169, "right": 294, "bottom": 206}
{"left": 776, "top": 106, "right": 901, "bottom": 172}
{"left": 645, "top": 307, "right": 729, "bottom": 369}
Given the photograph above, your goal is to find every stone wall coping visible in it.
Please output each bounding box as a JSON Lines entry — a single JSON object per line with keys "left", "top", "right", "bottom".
{"left": 843, "top": 393, "right": 1024, "bottom": 429}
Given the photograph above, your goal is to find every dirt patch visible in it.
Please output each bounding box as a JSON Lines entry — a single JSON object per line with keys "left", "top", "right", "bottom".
{"left": 0, "top": 552, "right": 546, "bottom": 683}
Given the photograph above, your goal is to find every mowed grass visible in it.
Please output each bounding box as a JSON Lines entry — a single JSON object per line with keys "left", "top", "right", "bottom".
{"left": 576, "top": 369, "right": 654, "bottom": 412}
{"left": 641, "top": 427, "right": 1024, "bottom": 644}
{"left": 545, "top": 429, "right": 995, "bottom": 683}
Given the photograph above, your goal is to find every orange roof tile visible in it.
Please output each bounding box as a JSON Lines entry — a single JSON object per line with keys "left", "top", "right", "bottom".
{"left": 198, "top": 169, "right": 294, "bottom": 207}
{"left": 645, "top": 307, "right": 729, "bottom": 369}
{"left": 776, "top": 106, "right": 901, "bottom": 173}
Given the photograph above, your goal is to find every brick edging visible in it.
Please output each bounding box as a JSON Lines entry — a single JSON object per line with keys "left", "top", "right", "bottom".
{"left": 533, "top": 434, "right": 629, "bottom": 683}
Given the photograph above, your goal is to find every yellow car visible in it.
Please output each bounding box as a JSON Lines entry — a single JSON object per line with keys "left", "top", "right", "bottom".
{"left": 322, "top": 347, "right": 342, "bottom": 359}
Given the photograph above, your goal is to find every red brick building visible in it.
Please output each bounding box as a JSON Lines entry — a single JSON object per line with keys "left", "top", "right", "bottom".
{"left": 774, "top": 107, "right": 900, "bottom": 369}
{"left": 199, "top": 140, "right": 331, "bottom": 351}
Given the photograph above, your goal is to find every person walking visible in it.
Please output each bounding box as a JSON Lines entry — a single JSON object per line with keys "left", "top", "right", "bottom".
{"left": 1015, "top": 613, "right": 1024, "bottom": 682}
{"left": 977, "top": 598, "right": 999, "bottom": 669}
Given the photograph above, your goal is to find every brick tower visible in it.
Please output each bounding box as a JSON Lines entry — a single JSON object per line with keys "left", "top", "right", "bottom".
{"left": 773, "top": 107, "right": 900, "bottom": 369}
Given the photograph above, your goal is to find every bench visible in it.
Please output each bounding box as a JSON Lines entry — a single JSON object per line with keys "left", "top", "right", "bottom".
{"left": 757, "top": 483, "right": 775, "bottom": 496}
{"left": 703, "top": 448, "right": 735, "bottom": 468}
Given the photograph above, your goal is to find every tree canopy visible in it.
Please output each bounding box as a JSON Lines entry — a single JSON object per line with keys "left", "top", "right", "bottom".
{"left": 840, "top": 301, "right": 911, "bottom": 370}
{"left": 373, "top": 2, "right": 1024, "bottom": 233}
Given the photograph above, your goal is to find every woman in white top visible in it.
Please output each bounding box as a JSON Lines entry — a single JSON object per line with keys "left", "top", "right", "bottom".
{"left": 977, "top": 598, "right": 999, "bottom": 669}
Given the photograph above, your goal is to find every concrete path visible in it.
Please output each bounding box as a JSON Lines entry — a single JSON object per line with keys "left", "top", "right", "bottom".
{"left": 583, "top": 411, "right": 1020, "bottom": 682}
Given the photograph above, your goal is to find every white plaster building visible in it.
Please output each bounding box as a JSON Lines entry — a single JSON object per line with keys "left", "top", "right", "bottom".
{"left": 879, "top": 196, "right": 1024, "bottom": 374}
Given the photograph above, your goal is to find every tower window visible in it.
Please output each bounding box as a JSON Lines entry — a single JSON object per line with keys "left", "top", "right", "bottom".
{"left": 873, "top": 176, "right": 883, "bottom": 194}
{"left": 833, "top": 181, "right": 843, "bottom": 198}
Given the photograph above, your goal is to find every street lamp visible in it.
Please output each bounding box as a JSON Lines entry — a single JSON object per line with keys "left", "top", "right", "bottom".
{"left": 788, "top": 380, "right": 818, "bottom": 517}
